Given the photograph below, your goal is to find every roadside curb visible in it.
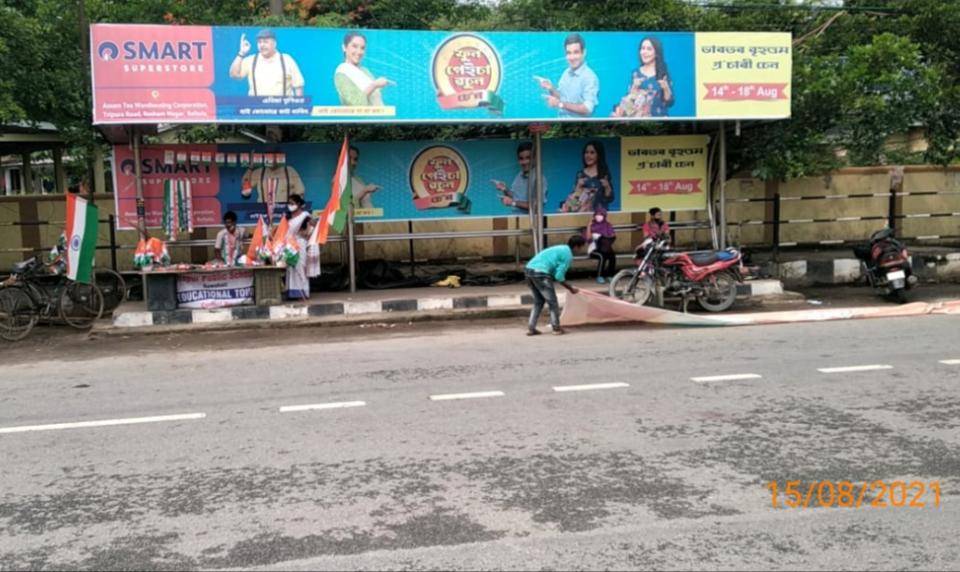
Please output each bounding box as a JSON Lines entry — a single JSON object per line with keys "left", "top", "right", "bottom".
{"left": 102, "top": 280, "right": 789, "bottom": 335}
{"left": 773, "top": 252, "right": 960, "bottom": 287}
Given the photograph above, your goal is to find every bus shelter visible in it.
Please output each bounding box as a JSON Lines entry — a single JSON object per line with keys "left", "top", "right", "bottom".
{"left": 91, "top": 24, "right": 791, "bottom": 300}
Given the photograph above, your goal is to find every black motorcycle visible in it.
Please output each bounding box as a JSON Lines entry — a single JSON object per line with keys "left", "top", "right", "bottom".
{"left": 853, "top": 228, "right": 917, "bottom": 303}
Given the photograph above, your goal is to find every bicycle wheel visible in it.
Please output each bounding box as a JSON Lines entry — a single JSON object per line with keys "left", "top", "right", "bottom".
{"left": 0, "top": 287, "right": 38, "bottom": 341}
{"left": 94, "top": 268, "right": 127, "bottom": 312}
{"left": 59, "top": 282, "right": 104, "bottom": 329}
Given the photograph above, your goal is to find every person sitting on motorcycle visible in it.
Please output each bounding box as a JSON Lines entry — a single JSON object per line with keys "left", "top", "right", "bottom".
{"left": 641, "top": 207, "right": 670, "bottom": 239}
{"left": 635, "top": 207, "right": 670, "bottom": 257}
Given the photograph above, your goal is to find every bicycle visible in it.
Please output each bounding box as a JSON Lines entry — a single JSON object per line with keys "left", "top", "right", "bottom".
{"left": 0, "top": 258, "right": 105, "bottom": 341}
{"left": 93, "top": 267, "right": 128, "bottom": 312}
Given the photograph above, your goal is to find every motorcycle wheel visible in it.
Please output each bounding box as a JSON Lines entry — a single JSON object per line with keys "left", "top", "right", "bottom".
{"left": 697, "top": 271, "right": 738, "bottom": 312}
{"left": 609, "top": 270, "right": 652, "bottom": 305}
{"left": 891, "top": 288, "right": 908, "bottom": 304}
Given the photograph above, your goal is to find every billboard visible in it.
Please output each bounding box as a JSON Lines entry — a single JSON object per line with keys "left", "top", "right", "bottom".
{"left": 91, "top": 25, "right": 791, "bottom": 125}
{"left": 111, "top": 136, "right": 709, "bottom": 230}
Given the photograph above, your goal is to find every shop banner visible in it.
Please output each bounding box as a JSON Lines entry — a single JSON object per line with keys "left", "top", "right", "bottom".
{"left": 91, "top": 24, "right": 790, "bottom": 124}
{"left": 112, "top": 136, "right": 714, "bottom": 230}
{"left": 620, "top": 135, "right": 709, "bottom": 213}
{"left": 176, "top": 269, "right": 254, "bottom": 309}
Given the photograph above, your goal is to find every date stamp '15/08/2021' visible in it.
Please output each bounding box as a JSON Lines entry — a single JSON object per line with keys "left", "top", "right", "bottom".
{"left": 767, "top": 481, "right": 941, "bottom": 509}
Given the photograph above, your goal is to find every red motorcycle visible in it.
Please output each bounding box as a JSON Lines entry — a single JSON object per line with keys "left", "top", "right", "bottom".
{"left": 609, "top": 234, "right": 743, "bottom": 312}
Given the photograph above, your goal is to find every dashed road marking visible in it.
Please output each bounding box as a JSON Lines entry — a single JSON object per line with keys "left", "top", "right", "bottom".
{"left": 553, "top": 382, "right": 630, "bottom": 392}
{"left": 691, "top": 374, "right": 762, "bottom": 383}
{"left": 817, "top": 364, "right": 893, "bottom": 374}
{"left": 939, "top": 359, "right": 960, "bottom": 365}
{"left": 429, "top": 391, "right": 505, "bottom": 401}
{"left": 0, "top": 413, "right": 206, "bottom": 435}
{"left": 279, "top": 401, "right": 367, "bottom": 413}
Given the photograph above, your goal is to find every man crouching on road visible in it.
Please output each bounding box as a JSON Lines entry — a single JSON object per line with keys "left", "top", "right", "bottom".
{"left": 524, "top": 235, "right": 586, "bottom": 336}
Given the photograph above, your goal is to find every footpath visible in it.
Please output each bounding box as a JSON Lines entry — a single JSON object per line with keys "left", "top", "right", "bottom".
{"left": 98, "top": 246, "right": 960, "bottom": 336}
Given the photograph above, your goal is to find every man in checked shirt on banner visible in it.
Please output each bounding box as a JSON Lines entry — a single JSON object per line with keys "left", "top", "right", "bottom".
{"left": 537, "top": 33, "right": 599, "bottom": 118}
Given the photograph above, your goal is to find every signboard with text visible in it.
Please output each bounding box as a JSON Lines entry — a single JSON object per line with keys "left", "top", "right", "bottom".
{"left": 112, "top": 136, "right": 712, "bottom": 230}
{"left": 91, "top": 25, "right": 791, "bottom": 124}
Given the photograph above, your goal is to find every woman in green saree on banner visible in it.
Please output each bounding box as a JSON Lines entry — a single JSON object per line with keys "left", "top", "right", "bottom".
{"left": 334, "top": 31, "right": 394, "bottom": 106}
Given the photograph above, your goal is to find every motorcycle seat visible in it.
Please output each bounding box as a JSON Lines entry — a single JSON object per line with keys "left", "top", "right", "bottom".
{"left": 689, "top": 251, "right": 719, "bottom": 266}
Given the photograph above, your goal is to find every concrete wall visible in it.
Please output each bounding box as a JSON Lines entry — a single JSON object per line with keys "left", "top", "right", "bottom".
{"left": 727, "top": 165, "right": 960, "bottom": 248}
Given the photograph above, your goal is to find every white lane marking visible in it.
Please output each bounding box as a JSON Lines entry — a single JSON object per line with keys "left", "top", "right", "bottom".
{"left": 818, "top": 364, "right": 893, "bottom": 373}
{"left": 939, "top": 359, "right": 960, "bottom": 365}
{"left": 429, "top": 391, "right": 504, "bottom": 401}
{"left": 0, "top": 413, "right": 206, "bottom": 435}
{"left": 691, "top": 374, "right": 762, "bottom": 383}
{"left": 553, "top": 382, "right": 630, "bottom": 392}
{"left": 279, "top": 401, "right": 366, "bottom": 413}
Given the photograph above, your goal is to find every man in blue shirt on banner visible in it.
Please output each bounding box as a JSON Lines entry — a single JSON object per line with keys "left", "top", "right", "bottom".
{"left": 524, "top": 235, "right": 586, "bottom": 335}
{"left": 491, "top": 142, "right": 548, "bottom": 218}
{"left": 538, "top": 34, "right": 599, "bottom": 117}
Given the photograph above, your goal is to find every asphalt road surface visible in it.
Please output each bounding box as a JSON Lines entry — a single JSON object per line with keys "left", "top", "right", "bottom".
{"left": 1, "top": 301, "right": 959, "bottom": 570}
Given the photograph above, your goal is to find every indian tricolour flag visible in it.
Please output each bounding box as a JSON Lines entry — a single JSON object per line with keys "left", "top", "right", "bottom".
{"left": 65, "top": 194, "right": 99, "bottom": 284}
{"left": 315, "top": 137, "right": 352, "bottom": 245}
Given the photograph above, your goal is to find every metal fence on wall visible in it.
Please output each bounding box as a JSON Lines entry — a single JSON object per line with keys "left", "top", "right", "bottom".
{"left": 726, "top": 185, "right": 960, "bottom": 258}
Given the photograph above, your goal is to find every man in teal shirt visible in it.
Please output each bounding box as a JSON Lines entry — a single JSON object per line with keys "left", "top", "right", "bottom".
{"left": 524, "top": 235, "right": 586, "bottom": 335}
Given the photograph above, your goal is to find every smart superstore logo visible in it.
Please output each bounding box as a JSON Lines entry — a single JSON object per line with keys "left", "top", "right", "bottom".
{"left": 97, "top": 39, "right": 209, "bottom": 75}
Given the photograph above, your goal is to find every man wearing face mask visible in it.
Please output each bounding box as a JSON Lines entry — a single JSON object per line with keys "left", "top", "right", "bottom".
{"left": 641, "top": 207, "right": 671, "bottom": 240}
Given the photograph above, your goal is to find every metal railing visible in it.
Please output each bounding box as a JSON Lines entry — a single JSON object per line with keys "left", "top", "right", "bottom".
{"left": 726, "top": 188, "right": 960, "bottom": 256}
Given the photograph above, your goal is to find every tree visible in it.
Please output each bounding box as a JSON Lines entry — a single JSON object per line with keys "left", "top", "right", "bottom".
{"left": 1, "top": 0, "right": 958, "bottom": 184}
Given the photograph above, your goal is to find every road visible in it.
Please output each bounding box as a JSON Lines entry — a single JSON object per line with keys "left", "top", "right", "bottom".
{"left": 1, "top": 305, "right": 959, "bottom": 570}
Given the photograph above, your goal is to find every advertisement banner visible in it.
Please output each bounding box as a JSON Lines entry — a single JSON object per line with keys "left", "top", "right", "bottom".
{"left": 620, "top": 135, "right": 709, "bottom": 213}
{"left": 111, "top": 136, "right": 722, "bottom": 229}
{"left": 695, "top": 33, "right": 792, "bottom": 119}
{"left": 176, "top": 269, "right": 254, "bottom": 309}
{"left": 91, "top": 24, "right": 790, "bottom": 124}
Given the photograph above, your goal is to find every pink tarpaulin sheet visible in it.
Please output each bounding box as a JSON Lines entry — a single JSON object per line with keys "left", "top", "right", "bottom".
{"left": 560, "top": 289, "right": 960, "bottom": 328}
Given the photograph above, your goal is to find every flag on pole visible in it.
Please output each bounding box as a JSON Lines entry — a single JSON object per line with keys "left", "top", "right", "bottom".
{"left": 65, "top": 194, "right": 99, "bottom": 284}
{"left": 316, "top": 137, "right": 352, "bottom": 245}
{"left": 271, "top": 215, "right": 289, "bottom": 244}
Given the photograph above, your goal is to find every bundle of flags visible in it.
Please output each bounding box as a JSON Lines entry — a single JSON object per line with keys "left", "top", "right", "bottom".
{"left": 162, "top": 179, "right": 193, "bottom": 239}
{"left": 133, "top": 237, "right": 170, "bottom": 269}
{"left": 245, "top": 216, "right": 273, "bottom": 264}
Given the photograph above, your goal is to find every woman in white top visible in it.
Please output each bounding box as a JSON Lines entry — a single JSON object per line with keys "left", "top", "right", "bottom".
{"left": 282, "top": 194, "right": 312, "bottom": 300}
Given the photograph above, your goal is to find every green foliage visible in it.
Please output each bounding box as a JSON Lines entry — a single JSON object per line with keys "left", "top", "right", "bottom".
{"left": 1, "top": 0, "right": 958, "bottom": 183}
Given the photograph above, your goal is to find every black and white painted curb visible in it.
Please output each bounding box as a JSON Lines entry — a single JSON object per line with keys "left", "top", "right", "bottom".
{"left": 113, "top": 280, "right": 785, "bottom": 329}
{"left": 775, "top": 251, "right": 960, "bottom": 286}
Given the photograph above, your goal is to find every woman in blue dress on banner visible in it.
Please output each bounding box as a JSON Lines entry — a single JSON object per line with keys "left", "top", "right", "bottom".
{"left": 613, "top": 36, "right": 674, "bottom": 118}
{"left": 560, "top": 140, "right": 614, "bottom": 213}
